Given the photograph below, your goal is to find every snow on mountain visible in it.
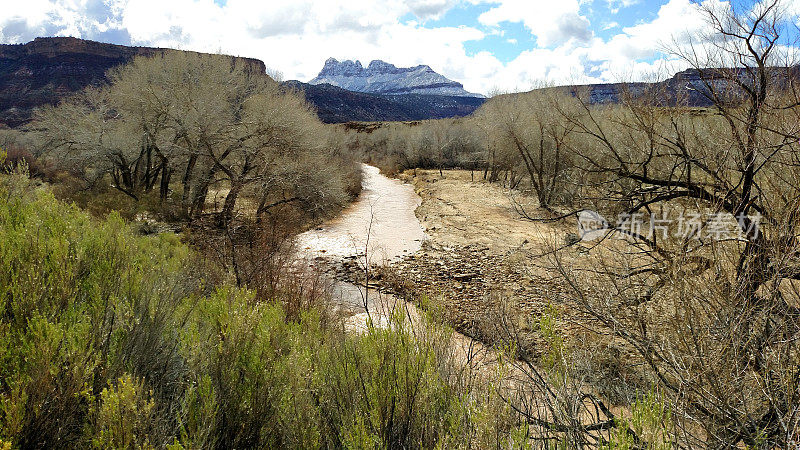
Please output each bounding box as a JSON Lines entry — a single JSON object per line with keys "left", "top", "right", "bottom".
{"left": 309, "top": 58, "right": 484, "bottom": 98}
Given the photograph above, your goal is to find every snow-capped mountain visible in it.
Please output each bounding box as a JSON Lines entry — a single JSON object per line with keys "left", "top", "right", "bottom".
{"left": 309, "top": 58, "right": 484, "bottom": 98}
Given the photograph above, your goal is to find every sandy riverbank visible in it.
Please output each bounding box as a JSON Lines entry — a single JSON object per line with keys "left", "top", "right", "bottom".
{"left": 370, "top": 169, "right": 593, "bottom": 359}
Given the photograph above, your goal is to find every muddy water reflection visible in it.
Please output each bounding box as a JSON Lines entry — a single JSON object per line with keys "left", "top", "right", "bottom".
{"left": 297, "top": 164, "right": 426, "bottom": 264}
{"left": 295, "top": 164, "right": 426, "bottom": 317}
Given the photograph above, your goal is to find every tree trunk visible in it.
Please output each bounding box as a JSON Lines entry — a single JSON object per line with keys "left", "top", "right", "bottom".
{"left": 221, "top": 181, "right": 243, "bottom": 226}
{"left": 159, "top": 161, "right": 172, "bottom": 202}
{"left": 181, "top": 155, "right": 197, "bottom": 217}
{"left": 190, "top": 166, "right": 215, "bottom": 219}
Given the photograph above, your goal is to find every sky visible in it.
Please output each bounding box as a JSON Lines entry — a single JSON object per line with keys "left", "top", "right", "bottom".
{"left": 1, "top": 0, "right": 799, "bottom": 95}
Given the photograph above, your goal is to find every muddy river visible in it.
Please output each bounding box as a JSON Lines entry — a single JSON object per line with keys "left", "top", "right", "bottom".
{"left": 295, "top": 164, "right": 427, "bottom": 325}
{"left": 296, "top": 164, "right": 500, "bottom": 372}
{"left": 297, "top": 164, "right": 426, "bottom": 264}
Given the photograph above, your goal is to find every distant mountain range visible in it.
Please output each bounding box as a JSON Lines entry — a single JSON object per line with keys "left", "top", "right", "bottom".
{"left": 1, "top": 37, "right": 788, "bottom": 129}
{"left": 0, "top": 37, "right": 265, "bottom": 128}
{"left": 0, "top": 38, "right": 486, "bottom": 127}
{"left": 285, "top": 80, "right": 485, "bottom": 122}
{"left": 286, "top": 57, "right": 486, "bottom": 121}
{"left": 309, "top": 58, "right": 484, "bottom": 98}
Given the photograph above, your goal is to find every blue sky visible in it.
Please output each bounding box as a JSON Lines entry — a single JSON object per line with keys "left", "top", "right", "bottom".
{"left": 430, "top": 1, "right": 650, "bottom": 63}
{"left": 2, "top": 0, "right": 798, "bottom": 95}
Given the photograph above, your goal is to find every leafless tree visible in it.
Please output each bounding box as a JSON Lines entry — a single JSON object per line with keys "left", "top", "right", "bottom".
{"left": 474, "top": 88, "right": 579, "bottom": 208}
{"left": 507, "top": 1, "right": 800, "bottom": 447}
{"left": 34, "top": 51, "right": 350, "bottom": 227}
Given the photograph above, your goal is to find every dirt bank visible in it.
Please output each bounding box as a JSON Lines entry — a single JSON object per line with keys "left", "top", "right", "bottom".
{"left": 357, "top": 169, "right": 584, "bottom": 356}
{"left": 402, "top": 169, "right": 569, "bottom": 252}
{"left": 325, "top": 168, "right": 641, "bottom": 403}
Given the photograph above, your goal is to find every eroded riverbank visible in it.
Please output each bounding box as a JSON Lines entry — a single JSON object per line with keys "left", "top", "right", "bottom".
{"left": 293, "top": 164, "right": 505, "bottom": 369}
{"left": 369, "top": 169, "right": 583, "bottom": 358}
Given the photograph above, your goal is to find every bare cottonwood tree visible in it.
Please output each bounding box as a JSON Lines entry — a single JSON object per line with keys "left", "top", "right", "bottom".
{"left": 35, "top": 51, "right": 351, "bottom": 227}
{"left": 474, "top": 88, "right": 578, "bottom": 209}
{"left": 507, "top": 1, "right": 800, "bottom": 447}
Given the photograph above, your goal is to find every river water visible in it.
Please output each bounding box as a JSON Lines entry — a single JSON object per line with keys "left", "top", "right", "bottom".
{"left": 296, "top": 164, "right": 501, "bottom": 375}
{"left": 295, "top": 164, "right": 427, "bottom": 325}
{"left": 296, "top": 164, "right": 426, "bottom": 264}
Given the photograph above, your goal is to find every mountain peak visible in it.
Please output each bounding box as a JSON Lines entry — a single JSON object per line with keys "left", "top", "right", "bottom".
{"left": 310, "top": 58, "right": 483, "bottom": 98}
{"left": 319, "top": 58, "right": 363, "bottom": 77}
{"left": 367, "top": 59, "right": 396, "bottom": 71}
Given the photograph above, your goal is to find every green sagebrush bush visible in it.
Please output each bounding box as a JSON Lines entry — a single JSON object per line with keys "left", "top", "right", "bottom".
{"left": 0, "top": 175, "right": 502, "bottom": 449}
{"left": 601, "top": 390, "right": 674, "bottom": 450}
{"left": 0, "top": 175, "right": 193, "bottom": 448}
{"left": 178, "top": 294, "right": 493, "bottom": 449}
{"left": 92, "top": 374, "right": 157, "bottom": 450}
{"left": 310, "top": 310, "right": 476, "bottom": 449}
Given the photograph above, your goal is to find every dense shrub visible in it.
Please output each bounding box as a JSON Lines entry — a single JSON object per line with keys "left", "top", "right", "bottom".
{"left": 347, "top": 120, "right": 484, "bottom": 175}
{"left": 0, "top": 173, "right": 195, "bottom": 447}
{"left": 0, "top": 172, "right": 507, "bottom": 448}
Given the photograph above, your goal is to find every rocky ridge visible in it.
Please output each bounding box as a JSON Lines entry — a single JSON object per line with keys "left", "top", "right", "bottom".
{"left": 0, "top": 37, "right": 485, "bottom": 127}
{"left": 286, "top": 80, "right": 485, "bottom": 122}
{"left": 309, "top": 57, "right": 484, "bottom": 98}
{"left": 0, "top": 37, "right": 266, "bottom": 128}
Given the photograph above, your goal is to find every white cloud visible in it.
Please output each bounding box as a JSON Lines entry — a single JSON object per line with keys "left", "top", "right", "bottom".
{"left": 472, "top": 0, "right": 729, "bottom": 91}
{"left": 114, "top": 0, "right": 496, "bottom": 92}
{"left": 0, "top": 0, "right": 130, "bottom": 43}
{"left": 476, "top": 0, "right": 592, "bottom": 47}
{"left": 607, "top": 0, "right": 638, "bottom": 14}
{"left": 406, "top": 0, "right": 460, "bottom": 20}
{"left": 3, "top": 0, "right": 795, "bottom": 96}
{"left": 585, "top": 0, "right": 725, "bottom": 78}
